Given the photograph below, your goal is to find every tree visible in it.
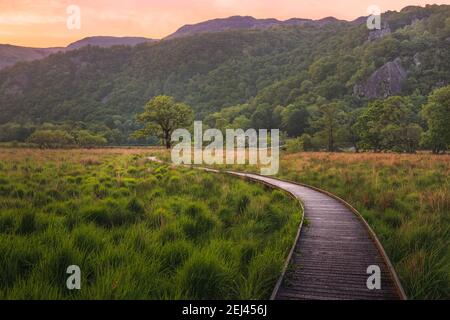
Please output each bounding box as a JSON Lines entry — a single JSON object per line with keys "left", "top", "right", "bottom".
{"left": 281, "top": 104, "right": 310, "bottom": 137}
{"left": 311, "top": 102, "right": 344, "bottom": 152}
{"left": 134, "top": 96, "right": 194, "bottom": 149}
{"left": 28, "top": 130, "right": 75, "bottom": 149}
{"left": 74, "top": 130, "right": 107, "bottom": 148}
{"left": 308, "top": 57, "right": 337, "bottom": 83}
{"left": 231, "top": 115, "right": 251, "bottom": 130}
{"left": 0, "top": 123, "right": 36, "bottom": 142}
{"left": 251, "top": 103, "right": 277, "bottom": 129}
{"left": 354, "top": 100, "right": 385, "bottom": 152}
{"left": 355, "top": 96, "right": 421, "bottom": 153}
{"left": 421, "top": 85, "right": 450, "bottom": 154}
{"left": 343, "top": 109, "right": 363, "bottom": 152}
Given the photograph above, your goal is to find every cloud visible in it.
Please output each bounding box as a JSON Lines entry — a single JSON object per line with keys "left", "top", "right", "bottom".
{"left": 0, "top": 13, "right": 65, "bottom": 26}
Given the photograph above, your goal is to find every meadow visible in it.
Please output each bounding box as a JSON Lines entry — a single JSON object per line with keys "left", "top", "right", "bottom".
{"left": 199, "top": 151, "right": 449, "bottom": 299}
{"left": 0, "top": 148, "right": 301, "bottom": 299}
{"left": 284, "top": 153, "right": 449, "bottom": 299}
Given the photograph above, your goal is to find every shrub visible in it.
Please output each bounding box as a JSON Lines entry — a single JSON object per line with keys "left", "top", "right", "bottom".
{"left": 73, "top": 130, "right": 107, "bottom": 148}
{"left": 27, "top": 130, "right": 75, "bottom": 149}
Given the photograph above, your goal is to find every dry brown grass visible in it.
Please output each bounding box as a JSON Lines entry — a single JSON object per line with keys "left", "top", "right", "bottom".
{"left": 0, "top": 147, "right": 167, "bottom": 164}
{"left": 283, "top": 152, "right": 450, "bottom": 169}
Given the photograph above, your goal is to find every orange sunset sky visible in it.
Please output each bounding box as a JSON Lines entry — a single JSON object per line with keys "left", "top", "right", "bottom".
{"left": 1, "top": 0, "right": 449, "bottom": 47}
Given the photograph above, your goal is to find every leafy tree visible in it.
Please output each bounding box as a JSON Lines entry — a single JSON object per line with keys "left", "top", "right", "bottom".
{"left": 134, "top": 95, "right": 194, "bottom": 149}
{"left": 355, "top": 96, "right": 421, "bottom": 152}
{"left": 311, "top": 102, "right": 344, "bottom": 152}
{"left": 308, "top": 57, "right": 336, "bottom": 83}
{"left": 0, "top": 123, "right": 35, "bottom": 142}
{"left": 286, "top": 134, "right": 314, "bottom": 153}
{"left": 251, "top": 103, "right": 277, "bottom": 129}
{"left": 74, "top": 130, "right": 107, "bottom": 148}
{"left": 421, "top": 85, "right": 450, "bottom": 153}
{"left": 281, "top": 104, "right": 310, "bottom": 137}
{"left": 231, "top": 115, "right": 251, "bottom": 130}
{"left": 354, "top": 100, "right": 385, "bottom": 152}
{"left": 27, "top": 130, "right": 75, "bottom": 149}
{"left": 342, "top": 109, "right": 363, "bottom": 152}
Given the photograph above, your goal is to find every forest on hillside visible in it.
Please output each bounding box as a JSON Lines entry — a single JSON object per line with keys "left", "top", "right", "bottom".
{"left": 0, "top": 5, "right": 449, "bottom": 151}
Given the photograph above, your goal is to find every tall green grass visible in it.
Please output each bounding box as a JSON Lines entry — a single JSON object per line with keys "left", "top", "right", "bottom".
{"left": 0, "top": 150, "right": 301, "bottom": 299}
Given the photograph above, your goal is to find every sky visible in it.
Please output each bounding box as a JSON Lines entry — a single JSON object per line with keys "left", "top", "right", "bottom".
{"left": 1, "top": 0, "right": 449, "bottom": 47}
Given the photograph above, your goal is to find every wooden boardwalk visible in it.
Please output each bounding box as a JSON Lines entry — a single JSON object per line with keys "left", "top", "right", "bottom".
{"left": 228, "top": 172, "right": 406, "bottom": 300}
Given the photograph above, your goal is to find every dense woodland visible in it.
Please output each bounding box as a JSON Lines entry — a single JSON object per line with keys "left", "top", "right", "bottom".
{"left": 0, "top": 5, "right": 449, "bottom": 152}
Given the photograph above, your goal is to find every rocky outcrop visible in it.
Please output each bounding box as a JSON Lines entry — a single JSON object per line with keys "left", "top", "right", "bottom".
{"left": 354, "top": 58, "right": 407, "bottom": 99}
{"left": 368, "top": 23, "right": 391, "bottom": 41}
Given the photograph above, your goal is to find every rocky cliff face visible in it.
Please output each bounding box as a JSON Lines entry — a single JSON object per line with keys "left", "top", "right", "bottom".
{"left": 354, "top": 58, "right": 407, "bottom": 99}
{"left": 368, "top": 23, "right": 392, "bottom": 41}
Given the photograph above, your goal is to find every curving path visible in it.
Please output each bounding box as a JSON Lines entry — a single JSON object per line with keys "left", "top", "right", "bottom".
{"left": 227, "top": 171, "right": 406, "bottom": 300}
{"left": 147, "top": 158, "right": 406, "bottom": 300}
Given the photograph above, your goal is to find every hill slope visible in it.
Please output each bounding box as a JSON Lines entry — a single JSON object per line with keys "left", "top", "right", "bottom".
{"left": 0, "top": 45, "right": 61, "bottom": 70}
{"left": 0, "top": 5, "right": 448, "bottom": 132}
{"left": 66, "top": 36, "right": 156, "bottom": 50}
{"left": 0, "top": 37, "right": 157, "bottom": 70}
{"left": 167, "top": 15, "right": 348, "bottom": 38}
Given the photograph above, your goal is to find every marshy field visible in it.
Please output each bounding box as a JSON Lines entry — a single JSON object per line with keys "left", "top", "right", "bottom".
{"left": 211, "top": 151, "right": 450, "bottom": 299}
{"left": 0, "top": 148, "right": 301, "bottom": 299}
{"left": 0, "top": 148, "right": 448, "bottom": 299}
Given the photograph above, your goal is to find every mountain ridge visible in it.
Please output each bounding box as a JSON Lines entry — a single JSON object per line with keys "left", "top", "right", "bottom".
{"left": 0, "top": 4, "right": 448, "bottom": 145}
{"left": 0, "top": 14, "right": 368, "bottom": 69}
{"left": 0, "top": 36, "right": 157, "bottom": 70}
{"left": 166, "top": 15, "right": 360, "bottom": 38}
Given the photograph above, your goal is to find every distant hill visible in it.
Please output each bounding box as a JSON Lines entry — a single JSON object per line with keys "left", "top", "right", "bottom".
{"left": 0, "top": 45, "right": 61, "bottom": 70}
{"left": 66, "top": 36, "right": 156, "bottom": 50}
{"left": 167, "top": 15, "right": 350, "bottom": 38}
{"left": 0, "top": 5, "right": 448, "bottom": 129}
{"left": 0, "top": 36, "right": 157, "bottom": 70}
{"left": 0, "top": 15, "right": 365, "bottom": 69}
